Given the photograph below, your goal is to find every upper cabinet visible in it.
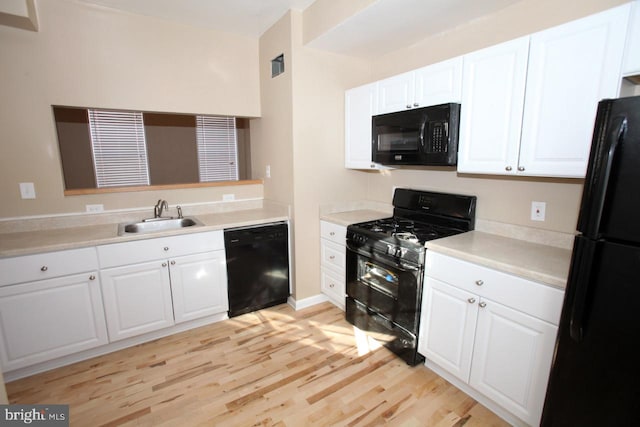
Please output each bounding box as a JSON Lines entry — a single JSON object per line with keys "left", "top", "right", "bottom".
{"left": 458, "top": 4, "right": 631, "bottom": 178}
{"left": 345, "top": 57, "right": 462, "bottom": 169}
{"left": 457, "top": 37, "right": 529, "bottom": 175}
{"left": 377, "top": 57, "right": 463, "bottom": 114}
{"left": 344, "top": 82, "right": 385, "bottom": 170}
{"left": 622, "top": 1, "right": 640, "bottom": 77}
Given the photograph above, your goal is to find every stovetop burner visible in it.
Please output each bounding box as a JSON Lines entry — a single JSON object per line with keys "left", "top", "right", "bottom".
{"left": 353, "top": 217, "right": 458, "bottom": 245}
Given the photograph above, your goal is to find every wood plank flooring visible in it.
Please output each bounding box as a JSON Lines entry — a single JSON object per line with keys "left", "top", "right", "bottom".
{"left": 6, "top": 303, "right": 509, "bottom": 426}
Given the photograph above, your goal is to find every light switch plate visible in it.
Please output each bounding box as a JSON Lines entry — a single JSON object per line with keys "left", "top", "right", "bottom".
{"left": 19, "top": 182, "right": 36, "bottom": 199}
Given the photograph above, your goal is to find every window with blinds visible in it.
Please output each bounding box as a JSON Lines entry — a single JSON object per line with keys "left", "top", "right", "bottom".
{"left": 196, "top": 116, "right": 239, "bottom": 182}
{"left": 88, "top": 109, "right": 150, "bottom": 188}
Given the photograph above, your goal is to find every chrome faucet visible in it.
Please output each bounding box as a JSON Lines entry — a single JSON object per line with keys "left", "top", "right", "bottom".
{"left": 154, "top": 199, "right": 169, "bottom": 218}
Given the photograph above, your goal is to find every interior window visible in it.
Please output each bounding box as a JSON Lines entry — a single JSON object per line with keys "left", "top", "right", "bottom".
{"left": 53, "top": 106, "right": 252, "bottom": 193}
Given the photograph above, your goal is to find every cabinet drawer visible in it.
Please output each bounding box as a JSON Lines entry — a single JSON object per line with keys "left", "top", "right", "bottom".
{"left": 0, "top": 247, "right": 98, "bottom": 287}
{"left": 321, "top": 240, "right": 346, "bottom": 272}
{"left": 320, "top": 221, "right": 346, "bottom": 245}
{"left": 321, "top": 267, "right": 345, "bottom": 308}
{"left": 426, "top": 251, "right": 564, "bottom": 324}
{"left": 98, "top": 230, "right": 224, "bottom": 268}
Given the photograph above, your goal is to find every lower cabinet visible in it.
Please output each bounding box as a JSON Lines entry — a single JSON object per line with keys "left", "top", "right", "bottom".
{"left": 0, "top": 272, "right": 108, "bottom": 371}
{"left": 100, "top": 261, "right": 175, "bottom": 341}
{"left": 98, "top": 231, "right": 228, "bottom": 342}
{"left": 419, "top": 251, "right": 563, "bottom": 426}
{"left": 320, "top": 220, "right": 347, "bottom": 309}
{"left": 170, "top": 251, "right": 228, "bottom": 323}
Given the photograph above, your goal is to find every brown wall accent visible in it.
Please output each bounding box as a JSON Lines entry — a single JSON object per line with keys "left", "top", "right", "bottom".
{"left": 144, "top": 113, "right": 199, "bottom": 185}
{"left": 236, "top": 118, "right": 252, "bottom": 180}
{"left": 52, "top": 106, "right": 97, "bottom": 190}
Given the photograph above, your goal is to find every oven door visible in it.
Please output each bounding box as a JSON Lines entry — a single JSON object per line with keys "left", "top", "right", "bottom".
{"left": 345, "top": 246, "right": 422, "bottom": 333}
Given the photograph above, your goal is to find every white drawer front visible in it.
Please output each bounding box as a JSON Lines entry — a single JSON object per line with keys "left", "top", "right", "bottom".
{"left": 321, "top": 267, "right": 345, "bottom": 309}
{"left": 321, "top": 240, "right": 346, "bottom": 272}
{"left": 426, "top": 251, "right": 564, "bottom": 325}
{"left": 0, "top": 247, "right": 98, "bottom": 287}
{"left": 320, "top": 221, "right": 346, "bottom": 245}
{"left": 98, "top": 230, "right": 224, "bottom": 268}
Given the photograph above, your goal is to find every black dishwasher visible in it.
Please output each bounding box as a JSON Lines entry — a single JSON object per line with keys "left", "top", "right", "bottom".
{"left": 224, "top": 221, "right": 290, "bottom": 317}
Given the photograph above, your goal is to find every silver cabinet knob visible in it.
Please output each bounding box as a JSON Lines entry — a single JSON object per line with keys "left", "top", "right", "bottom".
{"left": 468, "top": 297, "right": 476, "bottom": 304}
{"left": 164, "top": 247, "right": 169, "bottom": 251}
{"left": 89, "top": 275, "right": 96, "bottom": 280}
{"left": 170, "top": 260, "right": 176, "bottom": 265}
{"left": 162, "top": 262, "right": 167, "bottom": 267}
{"left": 329, "top": 232, "right": 335, "bottom": 236}
{"left": 475, "top": 280, "right": 484, "bottom": 286}
{"left": 371, "top": 164, "right": 376, "bottom": 169}
{"left": 406, "top": 104, "right": 412, "bottom": 109}
{"left": 40, "top": 266, "right": 48, "bottom": 272}
{"left": 479, "top": 301, "right": 487, "bottom": 308}
{"left": 329, "top": 255, "right": 335, "bottom": 260}
{"left": 518, "top": 166, "right": 525, "bottom": 171}
{"left": 329, "top": 283, "right": 335, "bottom": 288}
{"left": 413, "top": 102, "right": 419, "bottom": 107}
{"left": 505, "top": 166, "right": 512, "bottom": 171}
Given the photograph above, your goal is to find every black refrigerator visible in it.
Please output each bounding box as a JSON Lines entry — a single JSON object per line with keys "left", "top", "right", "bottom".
{"left": 541, "top": 95, "right": 640, "bottom": 426}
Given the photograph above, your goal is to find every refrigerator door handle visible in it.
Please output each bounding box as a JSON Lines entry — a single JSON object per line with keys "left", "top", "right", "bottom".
{"left": 568, "top": 238, "right": 598, "bottom": 342}
{"left": 579, "top": 115, "right": 627, "bottom": 235}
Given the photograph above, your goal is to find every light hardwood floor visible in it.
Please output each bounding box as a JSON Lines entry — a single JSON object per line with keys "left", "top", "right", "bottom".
{"left": 6, "top": 303, "right": 509, "bottom": 426}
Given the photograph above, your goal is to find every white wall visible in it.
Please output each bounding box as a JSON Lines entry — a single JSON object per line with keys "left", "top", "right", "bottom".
{"left": 0, "top": 0, "right": 262, "bottom": 218}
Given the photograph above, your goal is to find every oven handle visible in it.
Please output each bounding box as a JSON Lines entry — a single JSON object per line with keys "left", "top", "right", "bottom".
{"left": 346, "top": 246, "right": 421, "bottom": 273}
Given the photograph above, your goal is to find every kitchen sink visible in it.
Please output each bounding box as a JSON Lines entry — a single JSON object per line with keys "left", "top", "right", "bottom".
{"left": 118, "top": 217, "right": 204, "bottom": 236}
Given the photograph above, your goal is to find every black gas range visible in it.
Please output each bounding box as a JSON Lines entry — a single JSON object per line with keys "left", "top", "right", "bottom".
{"left": 345, "top": 188, "right": 476, "bottom": 365}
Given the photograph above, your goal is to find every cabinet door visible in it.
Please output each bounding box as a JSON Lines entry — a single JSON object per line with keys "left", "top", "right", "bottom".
{"left": 170, "top": 251, "right": 229, "bottom": 323}
{"left": 345, "top": 83, "right": 380, "bottom": 169}
{"left": 418, "top": 277, "right": 478, "bottom": 383}
{"left": 377, "top": 71, "right": 415, "bottom": 114}
{"left": 519, "top": 4, "right": 630, "bottom": 177}
{"left": 470, "top": 298, "right": 558, "bottom": 427}
{"left": 457, "top": 37, "right": 529, "bottom": 175}
{"left": 622, "top": 1, "right": 640, "bottom": 77}
{"left": 414, "top": 57, "right": 463, "bottom": 107}
{"left": 0, "top": 273, "right": 108, "bottom": 371}
{"left": 100, "top": 261, "right": 174, "bottom": 341}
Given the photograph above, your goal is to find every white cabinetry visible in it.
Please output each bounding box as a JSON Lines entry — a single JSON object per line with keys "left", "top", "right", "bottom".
{"left": 419, "top": 251, "right": 564, "bottom": 426}
{"left": 320, "top": 221, "right": 346, "bottom": 310}
{"left": 458, "top": 37, "right": 529, "bottom": 175}
{"left": 458, "top": 4, "right": 630, "bottom": 178}
{"left": 622, "top": 1, "right": 640, "bottom": 77}
{"left": 345, "top": 82, "right": 383, "bottom": 170}
{"left": 98, "top": 231, "right": 228, "bottom": 341}
{"left": 0, "top": 248, "right": 108, "bottom": 371}
{"left": 377, "top": 57, "right": 463, "bottom": 114}
{"left": 345, "top": 57, "right": 462, "bottom": 170}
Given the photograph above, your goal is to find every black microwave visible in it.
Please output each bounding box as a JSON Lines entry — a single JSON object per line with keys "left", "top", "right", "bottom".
{"left": 372, "top": 103, "right": 460, "bottom": 166}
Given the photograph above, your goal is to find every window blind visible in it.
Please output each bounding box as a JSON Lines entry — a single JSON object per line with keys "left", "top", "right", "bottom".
{"left": 196, "top": 116, "right": 239, "bottom": 182}
{"left": 88, "top": 109, "right": 150, "bottom": 188}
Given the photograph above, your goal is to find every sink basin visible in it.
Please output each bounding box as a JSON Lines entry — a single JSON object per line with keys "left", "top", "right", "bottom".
{"left": 118, "top": 217, "right": 203, "bottom": 236}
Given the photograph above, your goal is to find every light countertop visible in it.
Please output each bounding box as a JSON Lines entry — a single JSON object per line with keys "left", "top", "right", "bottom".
{"left": 426, "top": 231, "right": 572, "bottom": 289}
{"left": 0, "top": 205, "right": 289, "bottom": 258}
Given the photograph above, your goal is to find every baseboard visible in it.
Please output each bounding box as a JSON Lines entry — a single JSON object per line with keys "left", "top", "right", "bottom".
{"left": 287, "top": 294, "right": 330, "bottom": 311}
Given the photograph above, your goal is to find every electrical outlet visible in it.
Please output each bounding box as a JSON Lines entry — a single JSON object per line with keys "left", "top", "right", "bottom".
{"left": 531, "top": 201, "right": 546, "bottom": 221}
{"left": 86, "top": 204, "right": 104, "bottom": 213}
{"left": 266, "top": 165, "right": 271, "bottom": 178}
{"left": 19, "top": 182, "right": 36, "bottom": 199}
{"left": 223, "top": 194, "right": 235, "bottom": 201}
